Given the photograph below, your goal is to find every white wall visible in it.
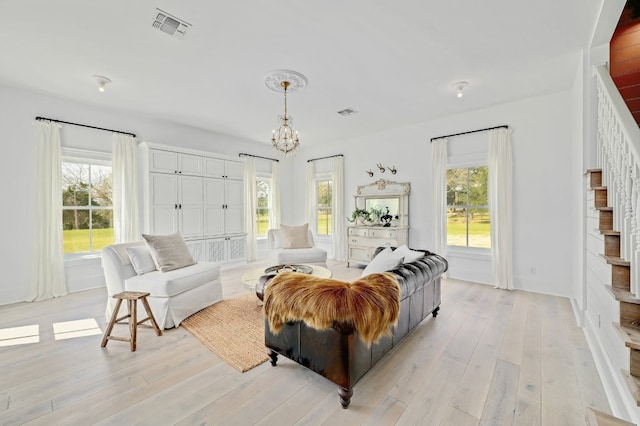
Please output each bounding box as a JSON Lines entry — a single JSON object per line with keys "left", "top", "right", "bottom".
{"left": 0, "top": 83, "right": 283, "bottom": 305}
{"left": 0, "top": 80, "right": 579, "bottom": 303}
{"left": 292, "top": 90, "right": 576, "bottom": 296}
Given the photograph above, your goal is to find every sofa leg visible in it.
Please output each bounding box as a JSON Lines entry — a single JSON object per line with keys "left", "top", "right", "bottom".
{"left": 338, "top": 386, "right": 353, "bottom": 409}
{"left": 432, "top": 306, "right": 440, "bottom": 317}
{"left": 268, "top": 349, "right": 278, "bottom": 366}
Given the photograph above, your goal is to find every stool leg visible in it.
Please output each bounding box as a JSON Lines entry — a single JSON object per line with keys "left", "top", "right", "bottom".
{"left": 101, "top": 299, "right": 123, "bottom": 348}
{"left": 130, "top": 299, "right": 137, "bottom": 352}
{"left": 140, "top": 296, "right": 162, "bottom": 336}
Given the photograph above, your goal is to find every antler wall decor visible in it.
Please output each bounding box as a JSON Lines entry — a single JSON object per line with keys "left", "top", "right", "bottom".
{"left": 366, "top": 165, "right": 398, "bottom": 177}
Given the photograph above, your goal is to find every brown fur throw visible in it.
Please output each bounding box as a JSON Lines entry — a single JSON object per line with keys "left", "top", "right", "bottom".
{"left": 263, "top": 272, "right": 400, "bottom": 346}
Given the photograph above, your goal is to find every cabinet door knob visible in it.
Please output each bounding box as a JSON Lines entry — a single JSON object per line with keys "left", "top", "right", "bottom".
{"left": 174, "top": 203, "right": 178, "bottom": 209}
{"left": 179, "top": 204, "right": 182, "bottom": 209}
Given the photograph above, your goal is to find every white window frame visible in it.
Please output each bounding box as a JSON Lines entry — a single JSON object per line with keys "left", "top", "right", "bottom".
{"left": 61, "top": 148, "right": 113, "bottom": 259}
{"left": 256, "top": 173, "right": 272, "bottom": 240}
{"left": 445, "top": 161, "right": 491, "bottom": 253}
{"left": 315, "top": 174, "right": 333, "bottom": 238}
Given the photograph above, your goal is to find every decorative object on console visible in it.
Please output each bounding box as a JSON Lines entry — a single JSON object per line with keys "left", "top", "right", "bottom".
{"left": 347, "top": 208, "right": 370, "bottom": 225}
{"left": 265, "top": 69, "right": 308, "bottom": 156}
{"left": 379, "top": 207, "right": 393, "bottom": 227}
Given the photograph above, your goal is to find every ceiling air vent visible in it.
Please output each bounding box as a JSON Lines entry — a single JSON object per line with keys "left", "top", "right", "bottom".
{"left": 152, "top": 8, "right": 191, "bottom": 39}
{"left": 337, "top": 108, "right": 358, "bottom": 116}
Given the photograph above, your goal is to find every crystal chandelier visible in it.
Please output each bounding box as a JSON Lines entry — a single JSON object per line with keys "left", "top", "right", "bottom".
{"left": 271, "top": 81, "right": 299, "bottom": 155}
{"left": 265, "top": 70, "right": 307, "bottom": 156}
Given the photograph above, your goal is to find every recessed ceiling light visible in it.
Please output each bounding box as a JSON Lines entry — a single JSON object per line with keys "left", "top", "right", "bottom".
{"left": 92, "top": 75, "right": 111, "bottom": 93}
{"left": 452, "top": 81, "right": 468, "bottom": 98}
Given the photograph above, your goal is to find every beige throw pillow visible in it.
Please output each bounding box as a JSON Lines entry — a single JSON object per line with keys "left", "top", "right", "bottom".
{"left": 142, "top": 232, "right": 196, "bottom": 273}
{"left": 280, "top": 223, "right": 312, "bottom": 249}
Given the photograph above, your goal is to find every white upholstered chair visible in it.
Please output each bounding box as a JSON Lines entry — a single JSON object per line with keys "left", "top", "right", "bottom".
{"left": 267, "top": 228, "right": 327, "bottom": 267}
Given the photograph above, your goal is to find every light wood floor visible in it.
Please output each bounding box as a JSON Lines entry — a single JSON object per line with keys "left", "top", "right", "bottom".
{"left": 0, "top": 260, "right": 611, "bottom": 425}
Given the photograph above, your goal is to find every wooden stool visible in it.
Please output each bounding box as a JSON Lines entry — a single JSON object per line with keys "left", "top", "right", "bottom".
{"left": 101, "top": 291, "right": 162, "bottom": 351}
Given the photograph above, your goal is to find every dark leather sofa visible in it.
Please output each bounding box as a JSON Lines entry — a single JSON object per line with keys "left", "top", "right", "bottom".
{"left": 255, "top": 247, "right": 448, "bottom": 408}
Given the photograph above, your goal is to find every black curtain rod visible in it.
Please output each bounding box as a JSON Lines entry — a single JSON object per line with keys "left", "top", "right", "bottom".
{"left": 35, "top": 116, "right": 136, "bottom": 138}
{"left": 430, "top": 125, "right": 508, "bottom": 142}
{"left": 307, "top": 154, "right": 344, "bottom": 163}
{"left": 238, "top": 153, "right": 279, "bottom": 162}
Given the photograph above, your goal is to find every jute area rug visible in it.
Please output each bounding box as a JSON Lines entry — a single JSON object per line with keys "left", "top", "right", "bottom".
{"left": 181, "top": 293, "right": 268, "bottom": 373}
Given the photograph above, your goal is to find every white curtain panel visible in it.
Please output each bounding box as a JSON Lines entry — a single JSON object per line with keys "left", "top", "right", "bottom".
{"left": 30, "top": 121, "right": 67, "bottom": 301}
{"left": 332, "top": 156, "right": 346, "bottom": 261}
{"left": 112, "top": 133, "right": 140, "bottom": 243}
{"left": 431, "top": 139, "right": 448, "bottom": 264}
{"left": 243, "top": 157, "right": 257, "bottom": 261}
{"left": 305, "top": 161, "right": 316, "bottom": 226}
{"left": 488, "top": 128, "right": 514, "bottom": 290}
{"left": 271, "top": 161, "right": 281, "bottom": 229}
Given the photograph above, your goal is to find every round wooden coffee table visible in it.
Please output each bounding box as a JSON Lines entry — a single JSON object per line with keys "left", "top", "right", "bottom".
{"left": 241, "top": 264, "right": 332, "bottom": 294}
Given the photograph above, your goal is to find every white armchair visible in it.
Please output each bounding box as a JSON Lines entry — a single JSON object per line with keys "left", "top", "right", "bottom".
{"left": 267, "top": 227, "right": 327, "bottom": 267}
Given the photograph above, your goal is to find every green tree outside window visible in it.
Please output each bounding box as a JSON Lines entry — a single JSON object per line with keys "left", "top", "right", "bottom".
{"left": 446, "top": 166, "right": 490, "bottom": 248}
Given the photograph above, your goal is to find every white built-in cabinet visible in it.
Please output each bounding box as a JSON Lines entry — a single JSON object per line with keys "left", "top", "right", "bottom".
{"left": 141, "top": 142, "right": 246, "bottom": 266}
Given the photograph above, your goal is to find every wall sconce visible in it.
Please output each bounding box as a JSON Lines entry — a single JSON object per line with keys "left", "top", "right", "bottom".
{"left": 388, "top": 165, "right": 397, "bottom": 174}
{"left": 376, "top": 163, "right": 386, "bottom": 173}
{"left": 365, "top": 169, "right": 374, "bottom": 177}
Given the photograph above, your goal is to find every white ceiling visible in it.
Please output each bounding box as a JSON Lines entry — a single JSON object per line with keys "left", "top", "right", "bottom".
{"left": 0, "top": 1, "right": 603, "bottom": 146}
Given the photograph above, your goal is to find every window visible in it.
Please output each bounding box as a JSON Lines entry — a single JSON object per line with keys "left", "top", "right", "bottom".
{"left": 256, "top": 177, "right": 271, "bottom": 237}
{"left": 316, "top": 179, "right": 332, "bottom": 236}
{"left": 446, "top": 166, "right": 490, "bottom": 248}
{"left": 62, "top": 160, "right": 113, "bottom": 254}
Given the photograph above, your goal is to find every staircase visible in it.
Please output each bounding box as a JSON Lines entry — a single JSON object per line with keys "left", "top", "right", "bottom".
{"left": 588, "top": 168, "right": 638, "bottom": 403}
{"left": 586, "top": 63, "right": 640, "bottom": 423}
